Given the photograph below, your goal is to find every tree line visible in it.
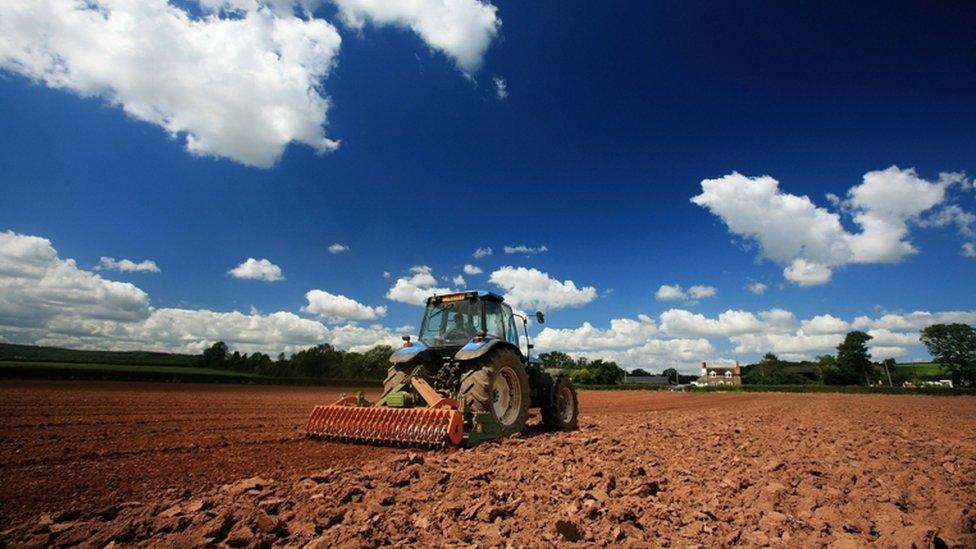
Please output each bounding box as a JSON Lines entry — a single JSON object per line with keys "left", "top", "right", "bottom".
{"left": 198, "top": 342, "right": 394, "bottom": 380}
{"left": 745, "top": 323, "right": 976, "bottom": 387}
{"left": 537, "top": 351, "right": 626, "bottom": 385}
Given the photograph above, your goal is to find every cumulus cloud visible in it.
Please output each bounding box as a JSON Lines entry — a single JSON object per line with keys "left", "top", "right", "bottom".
{"left": 96, "top": 257, "right": 160, "bottom": 273}
{"left": 493, "top": 76, "right": 507, "bottom": 99}
{"left": 534, "top": 315, "right": 658, "bottom": 351}
{"left": 503, "top": 245, "right": 548, "bottom": 255}
{"left": 331, "top": 0, "right": 500, "bottom": 75}
{"left": 688, "top": 285, "right": 717, "bottom": 299}
{"left": 473, "top": 247, "right": 492, "bottom": 258}
{"left": 0, "top": 230, "right": 403, "bottom": 354}
{"left": 800, "top": 314, "right": 849, "bottom": 334}
{"left": 228, "top": 258, "right": 285, "bottom": 282}
{"left": 747, "top": 281, "right": 768, "bottom": 295}
{"left": 463, "top": 264, "right": 483, "bottom": 275}
{"left": 488, "top": 266, "right": 596, "bottom": 311}
{"left": 850, "top": 310, "right": 976, "bottom": 331}
{"left": 0, "top": 231, "right": 150, "bottom": 330}
{"left": 533, "top": 315, "right": 713, "bottom": 371}
{"left": 692, "top": 167, "right": 965, "bottom": 285}
{"left": 328, "top": 243, "right": 349, "bottom": 254}
{"left": 655, "top": 284, "right": 716, "bottom": 301}
{"left": 963, "top": 242, "right": 976, "bottom": 258}
{"left": 302, "top": 289, "right": 386, "bottom": 322}
{"left": 655, "top": 284, "right": 686, "bottom": 301}
{"left": 385, "top": 265, "right": 453, "bottom": 305}
{"left": 0, "top": 0, "right": 343, "bottom": 167}
{"left": 452, "top": 274, "right": 466, "bottom": 286}
{"left": 659, "top": 309, "right": 764, "bottom": 338}
{"left": 0, "top": 0, "right": 503, "bottom": 167}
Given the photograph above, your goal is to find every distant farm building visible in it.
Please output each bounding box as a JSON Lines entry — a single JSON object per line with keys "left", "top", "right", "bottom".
{"left": 694, "top": 361, "right": 742, "bottom": 386}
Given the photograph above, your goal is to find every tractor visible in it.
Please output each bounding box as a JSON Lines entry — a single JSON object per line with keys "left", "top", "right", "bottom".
{"left": 304, "top": 291, "right": 578, "bottom": 447}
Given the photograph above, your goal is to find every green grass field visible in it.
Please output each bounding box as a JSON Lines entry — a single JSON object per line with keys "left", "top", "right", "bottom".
{"left": 0, "top": 361, "right": 262, "bottom": 377}
{"left": 895, "top": 362, "right": 948, "bottom": 379}
{"left": 0, "top": 361, "right": 381, "bottom": 387}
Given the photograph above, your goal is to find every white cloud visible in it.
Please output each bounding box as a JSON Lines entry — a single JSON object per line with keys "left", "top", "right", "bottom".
{"left": 783, "top": 258, "right": 833, "bottom": 286}
{"left": 534, "top": 315, "right": 657, "bottom": 351}
{"left": 963, "top": 242, "right": 976, "bottom": 258}
{"left": 800, "top": 314, "right": 849, "bottom": 334}
{"left": 655, "top": 283, "right": 717, "bottom": 301}
{"left": 96, "top": 257, "right": 160, "bottom": 273}
{"left": 692, "top": 166, "right": 961, "bottom": 285}
{"left": 533, "top": 315, "right": 714, "bottom": 371}
{"left": 655, "top": 284, "right": 686, "bottom": 301}
{"left": 850, "top": 310, "right": 976, "bottom": 331}
{"left": 228, "top": 258, "right": 284, "bottom": 282}
{"left": 328, "top": 243, "right": 349, "bottom": 254}
{"left": 452, "top": 274, "right": 466, "bottom": 286}
{"left": 493, "top": 76, "right": 507, "bottom": 99}
{"left": 0, "top": 0, "right": 343, "bottom": 167}
{"left": 488, "top": 266, "right": 597, "bottom": 311}
{"left": 302, "top": 289, "right": 386, "bottom": 322}
{"left": 382, "top": 271, "right": 391, "bottom": 278}
{"left": 0, "top": 230, "right": 404, "bottom": 354}
{"left": 331, "top": 0, "right": 500, "bottom": 75}
{"left": 0, "top": 231, "right": 150, "bottom": 330}
{"left": 747, "top": 281, "right": 768, "bottom": 295}
{"left": 659, "top": 309, "right": 764, "bottom": 338}
{"left": 688, "top": 285, "right": 717, "bottom": 299}
{"left": 463, "top": 263, "right": 483, "bottom": 275}
{"left": 473, "top": 247, "right": 492, "bottom": 258}
{"left": 385, "top": 265, "right": 453, "bottom": 305}
{"left": 503, "top": 245, "right": 548, "bottom": 255}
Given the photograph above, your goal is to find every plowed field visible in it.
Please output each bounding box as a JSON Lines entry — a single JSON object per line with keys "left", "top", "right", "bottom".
{"left": 1, "top": 380, "right": 974, "bottom": 546}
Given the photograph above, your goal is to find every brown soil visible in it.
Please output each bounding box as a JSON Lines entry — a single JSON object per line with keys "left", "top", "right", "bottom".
{"left": 1, "top": 381, "right": 974, "bottom": 547}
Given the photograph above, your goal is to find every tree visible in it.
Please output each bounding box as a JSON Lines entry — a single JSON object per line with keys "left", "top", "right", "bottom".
{"left": 200, "top": 341, "right": 228, "bottom": 369}
{"left": 662, "top": 367, "right": 678, "bottom": 384}
{"left": 921, "top": 323, "right": 976, "bottom": 386}
{"left": 837, "top": 331, "right": 873, "bottom": 385}
{"left": 629, "top": 368, "right": 651, "bottom": 377}
{"left": 539, "top": 351, "right": 576, "bottom": 371}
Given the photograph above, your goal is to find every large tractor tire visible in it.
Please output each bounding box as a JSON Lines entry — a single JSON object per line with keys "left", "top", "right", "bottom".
{"left": 458, "top": 348, "right": 530, "bottom": 436}
{"left": 542, "top": 374, "right": 579, "bottom": 431}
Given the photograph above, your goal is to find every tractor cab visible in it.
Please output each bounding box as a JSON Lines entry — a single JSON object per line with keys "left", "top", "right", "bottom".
{"left": 418, "top": 291, "right": 521, "bottom": 351}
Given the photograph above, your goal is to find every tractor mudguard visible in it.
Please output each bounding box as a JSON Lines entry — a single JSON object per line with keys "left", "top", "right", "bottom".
{"left": 389, "top": 340, "right": 429, "bottom": 365}
{"left": 453, "top": 337, "right": 521, "bottom": 362}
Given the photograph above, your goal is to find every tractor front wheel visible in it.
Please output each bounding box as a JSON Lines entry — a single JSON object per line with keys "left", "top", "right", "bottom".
{"left": 459, "top": 348, "right": 530, "bottom": 436}
{"left": 542, "top": 374, "right": 579, "bottom": 431}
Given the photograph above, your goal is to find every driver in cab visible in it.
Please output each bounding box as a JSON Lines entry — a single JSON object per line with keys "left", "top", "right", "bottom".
{"left": 450, "top": 312, "right": 475, "bottom": 340}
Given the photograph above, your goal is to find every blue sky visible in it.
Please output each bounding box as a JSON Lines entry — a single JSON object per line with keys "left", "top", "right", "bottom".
{"left": 1, "top": 1, "right": 974, "bottom": 371}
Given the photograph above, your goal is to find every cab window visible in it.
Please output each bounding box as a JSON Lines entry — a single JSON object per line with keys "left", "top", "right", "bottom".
{"left": 503, "top": 305, "right": 520, "bottom": 347}
{"left": 484, "top": 300, "right": 505, "bottom": 340}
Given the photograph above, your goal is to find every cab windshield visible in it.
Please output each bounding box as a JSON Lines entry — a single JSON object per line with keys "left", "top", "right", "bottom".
{"left": 419, "top": 299, "right": 484, "bottom": 346}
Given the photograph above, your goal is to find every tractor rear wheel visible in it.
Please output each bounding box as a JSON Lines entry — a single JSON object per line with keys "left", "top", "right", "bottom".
{"left": 459, "top": 348, "right": 530, "bottom": 435}
{"left": 542, "top": 375, "right": 579, "bottom": 430}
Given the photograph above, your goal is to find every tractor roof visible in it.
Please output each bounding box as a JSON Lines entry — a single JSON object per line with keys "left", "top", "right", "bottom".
{"left": 426, "top": 290, "right": 504, "bottom": 305}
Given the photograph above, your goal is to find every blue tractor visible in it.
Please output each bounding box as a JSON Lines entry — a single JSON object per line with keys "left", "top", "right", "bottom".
{"left": 305, "top": 291, "right": 578, "bottom": 447}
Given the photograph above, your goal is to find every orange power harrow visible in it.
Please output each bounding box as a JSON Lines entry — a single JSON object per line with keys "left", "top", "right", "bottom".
{"left": 304, "top": 379, "right": 464, "bottom": 447}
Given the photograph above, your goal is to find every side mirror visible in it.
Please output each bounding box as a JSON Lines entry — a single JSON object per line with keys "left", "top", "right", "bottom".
{"left": 535, "top": 311, "right": 545, "bottom": 324}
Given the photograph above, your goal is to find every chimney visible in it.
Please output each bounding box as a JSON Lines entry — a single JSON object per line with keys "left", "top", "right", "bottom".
{"left": 734, "top": 360, "right": 741, "bottom": 375}
{"left": 701, "top": 361, "right": 707, "bottom": 375}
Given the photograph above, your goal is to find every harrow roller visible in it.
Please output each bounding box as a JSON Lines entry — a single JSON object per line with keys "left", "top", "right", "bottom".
{"left": 304, "top": 402, "right": 464, "bottom": 447}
